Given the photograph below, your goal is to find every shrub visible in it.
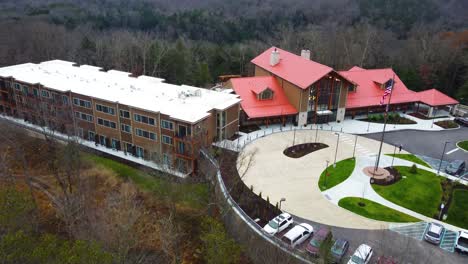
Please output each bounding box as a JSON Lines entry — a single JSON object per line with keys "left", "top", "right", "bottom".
{"left": 409, "top": 164, "right": 418, "bottom": 174}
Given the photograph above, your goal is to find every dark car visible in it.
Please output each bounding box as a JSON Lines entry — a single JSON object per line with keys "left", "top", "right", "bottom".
{"left": 445, "top": 160, "right": 466, "bottom": 176}
{"left": 305, "top": 227, "right": 331, "bottom": 256}
{"left": 331, "top": 238, "right": 349, "bottom": 263}
{"left": 454, "top": 117, "right": 468, "bottom": 127}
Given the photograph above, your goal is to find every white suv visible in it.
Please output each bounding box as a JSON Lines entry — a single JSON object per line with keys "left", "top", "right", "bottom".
{"left": 263, "top": 213, "right": 294, "bottom": 236}
{"left": 455, "top": 231, "right": 468, "bottom": 253}
{"left": 281, "top": 223, "right": 313, "bottom": 248}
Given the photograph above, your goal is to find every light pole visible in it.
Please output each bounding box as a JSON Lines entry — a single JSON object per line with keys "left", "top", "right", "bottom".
{"left": 437, "top": 141, "right": 450, "bottom": 175}
{"left": 325, "top": 160, "right": 330, "bottom": 188}
{"left": 353, "top": 135, "right": 358, "bottom": 158}
{"left": 333, "top": 132, "right": 340, "bottom": 167}
{"left": 279, "top": 198, "right": 286, "bottom": 210}
{"left": 315, "top": 123, "right": 319, "bottom": 142}
{"left": 391, "top": 144, "right": 397, "bottom": 167}
{"left": 367, "top": 110, "right": 373, "bottom": 132}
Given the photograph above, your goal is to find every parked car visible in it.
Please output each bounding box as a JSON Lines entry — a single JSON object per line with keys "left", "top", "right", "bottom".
{"left": 445, "top": 160, "right": 466, "bottom": 176}
{"left": 377, "top": 255, "right": 397, "bottom": 264}
{"left": 348, "top": 244, "right": 373, "bottom": 264}
{"left": 424, "top": 222, "right": 445, "bottom": 245}
{"left": 331, "top": 239, "right": 349, "bottom": 263}
{"left": 306, "top": 227, "right": 332, "bottom": 256}
{"left": 455, "top": 230, "right": 468, "bottom": 253}
{"left": 281, "top": 223, "right": 314, "bottom": 248}
{"left": 263, "top": 213, "right": 294, "bottom": 236}
{"left": 454, "top": 117, "right": 468, "bottom": 127}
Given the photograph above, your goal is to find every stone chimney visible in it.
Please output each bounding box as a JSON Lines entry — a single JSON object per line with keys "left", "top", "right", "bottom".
{"left": 270, "top": 48, "right": 280, "bottom": 66}
{"left": 301, "top": 49, "right": 311, "bottom": 60}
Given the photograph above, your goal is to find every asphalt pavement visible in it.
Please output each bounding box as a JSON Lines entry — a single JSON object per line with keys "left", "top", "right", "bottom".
{"left": 363, "top": 126, "right": 468, "bottom": 163}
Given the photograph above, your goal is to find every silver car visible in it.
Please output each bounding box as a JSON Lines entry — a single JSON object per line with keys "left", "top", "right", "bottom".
{"left": 424, "top": 222, "right": 445, "bottom": 245}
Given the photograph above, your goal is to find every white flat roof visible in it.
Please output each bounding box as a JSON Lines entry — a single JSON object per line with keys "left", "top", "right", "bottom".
{"left": 0, "top": 60, "right": 241, "bottom": 123}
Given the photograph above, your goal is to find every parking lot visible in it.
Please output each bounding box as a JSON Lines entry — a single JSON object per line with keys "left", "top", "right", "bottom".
{"left": 265, "top": 216, "right": 468, "bottom": 263}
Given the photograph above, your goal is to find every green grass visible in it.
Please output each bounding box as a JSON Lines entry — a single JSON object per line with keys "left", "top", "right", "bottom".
{"left": 338, "top": 197, "right": 420, "bottom": 223}
{"left": 318, "top": 158, "right": 356, "bottom": 191}
{"left": 457, "top": 141, "right": 468, "bottom": 151}
{"left": 385, "top": 154, "right": 431, "bottom": 168}
{"left": 84, "top": 154, "right": 208, "bottom": 209}
{"left": 446, "top": 189, "right": 468, "bottom": 229}
{"left": 372, "top": 166, "right": 443, "bottom": 218}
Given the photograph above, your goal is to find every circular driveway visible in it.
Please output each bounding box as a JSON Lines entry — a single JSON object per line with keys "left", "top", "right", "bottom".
{"left": 239, "top": 129, "right": 404, "bottom": 230}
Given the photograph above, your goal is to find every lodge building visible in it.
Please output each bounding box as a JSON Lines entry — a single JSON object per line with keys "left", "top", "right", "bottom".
{"left": 0, "top": 60, "right": 241, "bottom": 175}
{"left": 228, "top": 47, "right": 459, "bottom": 126}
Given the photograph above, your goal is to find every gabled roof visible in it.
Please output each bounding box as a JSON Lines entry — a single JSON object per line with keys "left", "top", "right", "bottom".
{"left": 229, "top": 76, "right": 297, "bottom": 119}
{"left": 250, "top": 84, "right": 271, "bottom": 95}
{"left": 417, "top": 88, "right": 459, "bottom": 106}
{"left": 251, "top": 47, "right": 333, "bottom": 89}
{"left": 339, "top": 68, "right": 418, "bottom": 109}
{"left": 340, "top": 67, "right": 459, "bottom": 108}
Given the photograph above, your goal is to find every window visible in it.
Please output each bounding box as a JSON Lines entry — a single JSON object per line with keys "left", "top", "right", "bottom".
{"left": 88, "top": 131, "right": 95, "bottom": 141}
{"left": 161, "top": 120, "right": 174, "bottom": 130}
{"left": 33, "top": 88, "right": 39, "bottom": 97}
{"left": 259, "top": 88, "right": 273, "bottom": 100}
{"left": 73, "top": 98, "right": 92, "bottom": 108}
{"left": 41, "top": 90, "right": 50, "bottom": 98}
{"left": 134, "top": 113, "right": 155, "bottom": 126}
{"left": 120, "top": 110, "right": 130, "bottom": 118}
{"left": 74, "top": 111, "right": 93, "bottom": 122}
{"left": 111, "top": 139, "right": 119, "bottom": 149}
{"left": 62, "top": 95, "right": 69, "bottom": 105}
{"left": 136, "top": 146, "right": 144, "bottom": 158}
{"left": 135, "top": 128, "right": 156, "bottom": 141}
{"left": 347, "top": 84, "right": 356, "bottom": 92}
{"left": 162, "top": 135, "right": 173, "bottom": 145}
{"left": 96, "top": 104, "right": 115, "bottom": 115}
{"left": 97, "top": 118, "right": 116, "bottom": 129}
{"left": 178, "top": 124, "right": 191, "bottom": 137}
{"left": 14, "top": 83, "right": 21, "bottom": 90}
{"left": 22, "top": 85, "right": 29, "bottom": 94}
{"left": 121, "top": 124, "right": 131, "bottom": 133}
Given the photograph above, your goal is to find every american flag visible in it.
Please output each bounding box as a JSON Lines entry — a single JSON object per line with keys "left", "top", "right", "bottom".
{"left": 380, "top": 79, "right": 394, "bottom": 105}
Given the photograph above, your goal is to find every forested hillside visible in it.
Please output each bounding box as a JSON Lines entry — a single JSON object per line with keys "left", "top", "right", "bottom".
{"left": 0, "top": 0, "right": 467, "bottom": 103}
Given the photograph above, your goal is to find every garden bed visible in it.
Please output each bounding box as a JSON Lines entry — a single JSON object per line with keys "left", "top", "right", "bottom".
{"left": 385, "top": 154, "right": 431, "bottom": 168}
{"left": 457, "top": 140, "right": 468, "bottom": 151}
{"left": 434, "top": 120, "right": 459, "bottom": 129}
{"left": 408, "top": 112, "right": 448, "bottom": 120}
{"left": 318, "top": 158, "right": 356, "bottom": 191}
{"left": 371, "top": 166, "right": 402, "bottom": 186}
{"left": 359, "top": 113, "right": 416, "bottom": 125}
{"left": 216, "top": 148, "right": 281, "bottom": 226}
{"left": 283, "top": 143, "right": 328, "bottom": 158}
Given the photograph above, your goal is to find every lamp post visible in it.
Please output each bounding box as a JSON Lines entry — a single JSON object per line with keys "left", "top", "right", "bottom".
{"left": 367, "top": 110, "right": 373, "bottom": 132}
{"left": 353, "top": 135, "right": 358, "bottom": 158}
{"left": 325, "top": 160, "right": 330, "bottom": 188}
{"left": 437, "top": 141, "right": 450, "bottom": 175}
{"left": 391, "top": 144, "right": 397, "bottom": 167}
{"left": 333, "top": 132, "right": 340, "bottom": 167}
{"left": 279, "top": 198, "right": 286, "bottom": 210}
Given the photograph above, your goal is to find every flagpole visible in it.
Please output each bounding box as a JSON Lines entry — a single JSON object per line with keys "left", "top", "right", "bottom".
{"left": 374, "top": 73, "right": 396, "bottom": 174}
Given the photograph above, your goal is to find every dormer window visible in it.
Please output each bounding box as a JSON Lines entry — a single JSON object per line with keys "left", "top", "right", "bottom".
{"left": 259, "top": 88, "right": 273, "bottom": 100}
{"left": 347, "top": 84, "right": 356, "bottom": 92}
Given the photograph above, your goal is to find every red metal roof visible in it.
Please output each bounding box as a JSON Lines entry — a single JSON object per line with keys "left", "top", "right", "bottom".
{"left": 339, "top": 68, "right": 419, "bottom": 109}
{"left": 251, "top": 47, "right": 333, "bottom": 89}
{"left": 229, "top": 76, "right": 298, "bottom": 118}
{"left": 417, "top": 88, "right": 459, "bottom": 106}
{"left": 340, "top": 68, "right": 459, "bottom": 108}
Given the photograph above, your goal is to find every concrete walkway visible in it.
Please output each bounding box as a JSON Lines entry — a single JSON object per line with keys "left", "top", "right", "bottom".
{"left": 240, "top": 130, "right": 402, "bottom": 230}
{"left": 322, "top": 155, "right": 466, "bottom": 232}
{"left": 215, "top": 113, "right": 456, "bottom": 152}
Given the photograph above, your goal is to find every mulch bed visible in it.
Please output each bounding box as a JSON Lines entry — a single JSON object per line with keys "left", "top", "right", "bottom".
{"left": 216, "top": 148, "right": 281, "bottom": 226}
{"left": 434, "top": 120, "right": 459, "bottom": 129}
{"left": 359, "top": 117, "right": 416, "bottom": 125}
{"left": 371, "top": 166, "right": 402, "bottom": 186}
{"left": 239, "top": 124, "right": 261, "bottom": 133}
{"left": 283, "top": 143, "right": 328, "bottom": 158}
{"left": 408, "top": 112, "right": 448, "bottom": 120}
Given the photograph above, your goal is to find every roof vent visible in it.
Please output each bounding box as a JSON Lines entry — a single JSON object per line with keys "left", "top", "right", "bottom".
{"left": 301, "top": 49, "right": 311, "bottom": 60}
{"left": 270, "top": 48, "right": 280, "bottom": 66}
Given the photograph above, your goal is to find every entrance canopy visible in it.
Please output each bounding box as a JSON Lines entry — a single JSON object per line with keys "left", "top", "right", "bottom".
{"left": 417, "top": 88, "right": 459, "bottom": 107}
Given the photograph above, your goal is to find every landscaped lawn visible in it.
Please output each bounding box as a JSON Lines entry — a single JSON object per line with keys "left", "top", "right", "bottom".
{"left": 446, "top": 189, "right": 468, "bottom": 229}
{"left": 338, "top": 197, "right": 419, "bottom": 223}
{"left": 385, "top": 154, "right": 431, "bottom": 168}
{"left": 372, "top": 166, "right": 443, "bottom": 218}
{"left": 318, "top": 158, "right": 356, "bottom": 191}
{"left": 85, "top": 154, "right": 208, "bottom": 209}
{"left": 457, "top": 140, "right": 468, "bottom": 151}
